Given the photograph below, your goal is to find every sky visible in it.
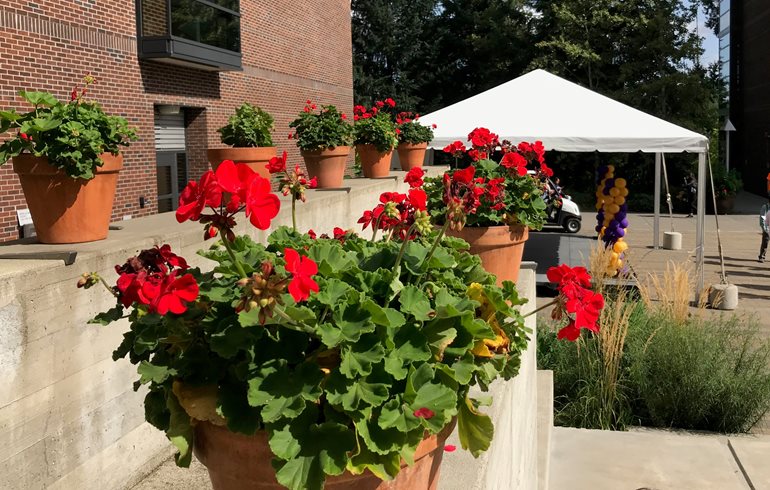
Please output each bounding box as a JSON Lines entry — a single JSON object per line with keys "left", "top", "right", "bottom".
{"left": 695, "top": 2, "right": 719, "bottom": 65}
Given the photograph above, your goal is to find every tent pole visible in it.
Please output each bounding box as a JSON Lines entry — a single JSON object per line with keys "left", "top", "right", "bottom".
{"left": 696, "top": 152, "right": 706, "bottom": 299}
{"left": 654, "top": 153, "right": 661, "bottom": 249}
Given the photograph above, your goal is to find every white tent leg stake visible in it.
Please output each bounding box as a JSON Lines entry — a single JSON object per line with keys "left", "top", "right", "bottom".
{"left": 705, "top": 150, "right": 738, "bottom": 310}
{"left": 660, "top": 154, "right": 681, "bottom": 250}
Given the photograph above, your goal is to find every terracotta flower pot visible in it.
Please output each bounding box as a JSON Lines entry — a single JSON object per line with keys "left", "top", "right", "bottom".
{"left": 397, "top": 142, "right": 428, "bottom": 171}
{"left": 448, "top": 224, "right": 529, "bottom": 285}
{"left": 716, "top": 195, "right": 735, "bottom": 215}
{"left": 207, "top": 147, "right": 276, "bottom": 179}
{"left": 194, "top": 420, "right": 456, "bottom": 490}
{"left": 301, "top": 146, "right": 350, "bottom": 189}
{"left": 12, "top": 153, "right": 122, "bottom": 244}
{"left": 357, "top": 144, "right": 393, "bottom": 178}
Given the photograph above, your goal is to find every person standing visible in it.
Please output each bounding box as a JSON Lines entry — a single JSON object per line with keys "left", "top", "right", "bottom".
{"left": 684, "top": 172, "right": 697, "bottom": 218}
{"left": 759, "top": 195, "right": 770, "bottom": 263}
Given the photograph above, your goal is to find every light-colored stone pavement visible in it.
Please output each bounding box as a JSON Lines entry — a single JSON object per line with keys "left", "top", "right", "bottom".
{"left": 549, "top": 427, "right": 768, "bottom": 490}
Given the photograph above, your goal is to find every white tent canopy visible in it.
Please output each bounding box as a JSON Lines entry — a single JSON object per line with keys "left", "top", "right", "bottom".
{"left": 420, "top": 69, "right": 710, "bottom": 293}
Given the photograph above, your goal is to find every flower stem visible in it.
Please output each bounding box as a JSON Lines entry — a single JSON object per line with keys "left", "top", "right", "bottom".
{"left": 371, "top": 214, "right": 384, "bottom": 242}
{"left": 393, "top": 223, "right": 418, "bottom": 271}
{"left": 523, "top": 298, "right": 559, "bottom": 319}
{"left": 99, "top": 276, "right": 119, "bottom": 298}
{"left": 422, "top": 221, "right": 451, "bottom": 269}
{"left": 221, "top": 234, "right": 248, "bottom": 279}
{"left": 273, "top": 305, "right": 316, "bottom": 334}
{"left": 291, "top": 197, "right": 297, "bottom": 232}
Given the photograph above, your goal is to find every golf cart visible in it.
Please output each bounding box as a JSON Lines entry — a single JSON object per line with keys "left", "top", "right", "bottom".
{"left": 543, "top": 177, "right": 582, "bottom": 233}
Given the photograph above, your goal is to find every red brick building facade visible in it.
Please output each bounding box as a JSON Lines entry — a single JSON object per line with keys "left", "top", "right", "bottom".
{"left": 0, "top": 1, "right": 353, "bottom": 242}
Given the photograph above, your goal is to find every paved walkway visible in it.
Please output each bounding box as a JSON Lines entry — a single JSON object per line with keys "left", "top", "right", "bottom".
{"left": 550, "top": 427, "right": 770, "bottom": 490}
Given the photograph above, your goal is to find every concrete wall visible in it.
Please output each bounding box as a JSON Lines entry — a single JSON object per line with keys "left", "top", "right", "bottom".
{"left": 0, "top": 172, "right": 430, "bottom": 490}
{"left": 439, "top": 264, "right": 541, "bottom": 490}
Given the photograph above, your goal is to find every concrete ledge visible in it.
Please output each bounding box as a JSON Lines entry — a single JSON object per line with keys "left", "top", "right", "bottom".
{"left": 440, "top": 263, "right": 539, "bottom": 490}
{"left": 536, "top": 370, "right": 553, "bottom": 490}
{"left": 0, "top": 170, "right": 443, "bottom": 490}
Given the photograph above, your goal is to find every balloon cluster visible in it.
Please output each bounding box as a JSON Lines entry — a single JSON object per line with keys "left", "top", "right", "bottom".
{"left": 594, "top": 165, "right": 629, "bottom": 275}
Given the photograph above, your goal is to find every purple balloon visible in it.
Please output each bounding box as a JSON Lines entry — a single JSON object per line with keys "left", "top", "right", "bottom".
{"left": 595, "top": 225, "right": 603, "bottom": 233}
{"left": 620, "top": 218, "right": 629, "bottom": 228}
{"left": 617, "top": 228, "right": 626, "bottom": 237}
{"left": 615, "top": 212, "right": 626, "bottom": 221}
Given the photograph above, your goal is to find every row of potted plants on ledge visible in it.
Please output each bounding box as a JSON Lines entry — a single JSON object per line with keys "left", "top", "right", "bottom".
{"left": 0, "top": 74, "right": 434, "bottom": 244}
{"left": 74, "top": 121, "right": 605, "bottom": 489}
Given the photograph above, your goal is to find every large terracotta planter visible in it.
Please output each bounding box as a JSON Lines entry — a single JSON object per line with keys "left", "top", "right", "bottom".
{"left": 448, "top": 224, "right": 529, "bottom": 285}
{"left": 716, "top": 195, "right": 735, "bottom": 215}
{"left": 357, "top": 144, "right": 393, "bottom": 178}
{"left": 207, "top": 147, "right": 276, "bottom": 179}
{"left": 397, "top": 142, "right": 428, "bottom": 171}
{"left": 301, "top": 146, "right": 350, "bottom": 189}
{"left": 194, "top": 420, "right": 455, "bottom": 490}
{"left": 12, "top": 153, "right": 122, "bottom": 244}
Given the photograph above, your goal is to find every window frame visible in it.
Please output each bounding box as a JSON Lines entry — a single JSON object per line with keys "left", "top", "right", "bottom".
{"left": 136, "top": 0, "right": 243, "bottom": 72}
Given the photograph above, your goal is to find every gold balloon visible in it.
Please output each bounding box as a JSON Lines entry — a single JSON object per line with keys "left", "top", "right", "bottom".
{"left": 609, "top": 187, "right": 621, "bottom": 197}
{"left": 608, "top": 204, "right": 620, "bottom": 214}
{"left": 595, "top": 202, "right": 603, "bottom": 210}
{"left": 615, "top": 196, "right": 626, "bottom": 205}
{"left": 617, "top": 259, "right": 623, "bottom": 269}
{"left": 606, "top": 173, "right": 614, "bottom": 179}
{"left": 607, "top": 165, "right": 615, "bottom": 172}
{"left": 615, "top": 178, "right": 627, "bottom": 188}
{"left": 621, "top": 188, "right": 629, "bottom": 197}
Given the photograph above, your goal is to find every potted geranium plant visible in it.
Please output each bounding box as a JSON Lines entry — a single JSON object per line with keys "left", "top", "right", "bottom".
{"left": 395, "top": 111, "right": 435, "bottom": 171}
{"left": 289, "top": 101, "right": 353, "bottom": 189}
{"left": 79, "top": 158, "right": 601, "bottom": 489}
{"left": 711, "top": 165, "right": 742, "bottom": 214}
{"left": 353, "top": 99, "right": 399, "bottom": 178}
{"left": 208, "top": 103, "right": 276, "bottom": 178}
{"left": 0, "top": 73, "right": 136, "bottom": 244}
{"left": 424, "top": 129, "right": 550, "bottom": 284}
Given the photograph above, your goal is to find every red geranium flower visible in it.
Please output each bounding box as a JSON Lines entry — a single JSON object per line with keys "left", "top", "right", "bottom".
{"left": 267, "top": 151, "right": 287, "bottom": 174}
{"left": 154, "top": 272, "right": 199, "bottom": 315}
{"left": 468, "top": 127, "right": 499, "bottom": 149}
{"left": 245, "top": 176, "right": 281, "bottom": 230}
{"left": 307, "top": 229, "right": 317, "bottom": 239}
{"left": 176, "top": 171, "right": 222, "bottom": 223}
{"left": 408, "top": 188, "right": 427, "bottom": 211}
{"left": 501, "top": 152, "right": 528, "bottom": 176}
{"left": 452, "top": 166, "right": 476, "bottom": 185}
{"left": 284, "top": 248, "right": 319, "bottom": 302}
{"left": 384, "top": 98, "right": 396, "bottom": 107}
{"left": 547, "top": 264, "right": 592, "bottom": 289}
{"left": 404, "top": 167, "right": 425, "bottom": 188}
{"left": 442, "top": 141, "right": 466, "bottom": 156}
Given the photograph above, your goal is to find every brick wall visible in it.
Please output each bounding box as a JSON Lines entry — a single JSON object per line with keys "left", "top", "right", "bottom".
{"left": 0, "top": 0, "right": 353, "bottom": 242}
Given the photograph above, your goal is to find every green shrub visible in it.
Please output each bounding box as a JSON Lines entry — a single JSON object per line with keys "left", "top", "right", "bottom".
{"left": 630, "top": 314, "right": 770, "bottom": 433}
{"left": 539, "top": 300, "right": 770, "bottom": 434}
{"left": 218, "top": 103, "right": 274, "bottom": 147}
{"left": 289, "top": 103, "right": 354, "bottom": 152}
{"left": 354, "top": 112, "right": 398, "bottom": 152}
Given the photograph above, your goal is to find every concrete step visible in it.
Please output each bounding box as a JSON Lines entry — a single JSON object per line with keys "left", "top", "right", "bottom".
{"left": 549, "top": 427, "right": 762, "bottom": 490}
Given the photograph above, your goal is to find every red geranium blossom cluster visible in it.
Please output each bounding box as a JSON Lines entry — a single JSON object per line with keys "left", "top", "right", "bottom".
{"left": 353, "top": 98, "right": 396, "bottom": 122}
{"left": 358, "top": 168, "right": 430, "bottom": 239}
{"left": 114, "top": 244, "right": 199, "bottom": 315}
{"left": 176, "top": 160, "right": 280, "bottom": 241}
{"left": 442, "top": 141, "right": 467, "bottom": 158}
{"left": 546, "top": 264, "right": 605, "bottom": 341}
{"left": 267, "top": 151, "right": 318, "bottom": 202}
{"left": 284, "top": 248, "right": 319, "bottom": 302}
{"left": 307, "top": 227, "right": 351, "bottom": 243}
{"left": 443, "top": 166, "right": 485, "bottom": 231}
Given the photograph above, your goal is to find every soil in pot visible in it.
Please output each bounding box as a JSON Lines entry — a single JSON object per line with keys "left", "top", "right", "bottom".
{"left": 207, "top": 147, "right": 276, "bottom": 179}
{"left": 448, "top": 224, "right": 529, "bottom": 285}
{"left": 301, "top": 146, "right": 350, "bottom": 189}
{"left": 396, "top": 143, "right": 427, "bottom": 171}
{"left": 194, "top": 419, "right": 456, "bottom": 490}
{"left": 12, "top": 153, "right": 123, "bottom": 244}
{"left": 357, "top": 144, "right": 393, "bottom": 178}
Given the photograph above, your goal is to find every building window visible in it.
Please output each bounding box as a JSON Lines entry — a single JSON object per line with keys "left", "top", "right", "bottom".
{"left": 137, "top": 0, "right": 242, "bottom": 71}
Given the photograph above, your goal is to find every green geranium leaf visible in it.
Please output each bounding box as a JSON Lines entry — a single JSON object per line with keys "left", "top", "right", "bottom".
{"left": 457, "top": 396, "right": 494, "bottom": 458}
{"left": 308, "top": 240, "right": 357, "bottom": 276}
{"left": 314, "top": 278, "right": 352, "bottom": 306}
{"left": 399, "top": 285, "right": 433, "bottom": 321}
{"left": 247, "top": 361, "right": 323, "bottom": 423}
{"left": 32, "top": 117, "right": 62, "bottom": 131}
{"left": 218, "top": 383, "right": 261, "bottom": 435}
{"left": 427, "top": 245, "right": 457, "bottom": 269}
{"left": 210, "top": 322, "right": 257, "bottom": 358}
{"left": 166, "top": 393, "right": 194, "bottom": 467}
{"left": 451, "top": 354, "right": 477, "bottom": 385}
{"left": 402, "top": 241, "right": 429, "bottom": 275}
{"left": 323, "top": 302, "right": 375, "bottom": 346}
{"left": 392, "top": 322, "right": 432, "bottom": 363}
{"left": 137, "top": 361, "right": 176, "bottom": 384}
{"left": 88, "top": 304, "right": 124, "bottom": 325}
{"left": 144, "top": 390, "right": 170, "bottom": 431}
{"left": 20, "top": 90, "right": 58, "bottom": 106}
{"left": 410, "top": 380, "right": 458, "bottom": 432}
{"left": 339, "top": 333, "right": 386, "bottom": 378}
{"left": 378, "top": 396, "right": 421, "bottom": 432}
{"left": 421, "top": 318, "right": 458, "bottom": 361}
{"left": 325, "top": 371, "right": 390, "bottom": 412}
{"left": 354, "top": 415, "right": 406, "bottom": 455}
{"left": 273, "top": 422, "right": 355, "bottom": 490}
{"left": 384, "top": 351, "right": 409, "bottom": 380}
{"left": 347, "top": 445, "right": 400, "bottom": 481}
